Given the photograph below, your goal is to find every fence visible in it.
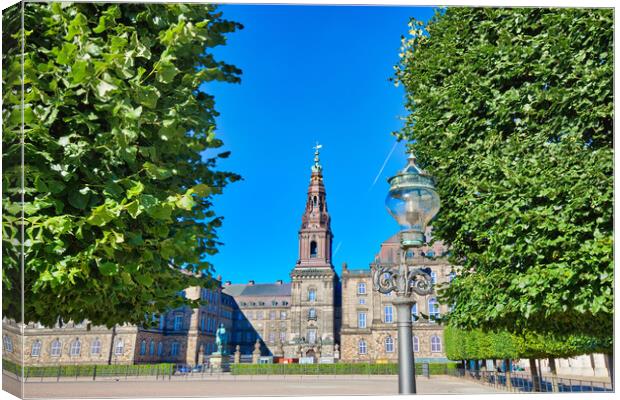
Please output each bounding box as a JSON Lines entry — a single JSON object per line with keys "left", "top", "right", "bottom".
{"left": 448, "top": 368, "right": 613, "bottom": 392}
{"left": 2, "top": 361, "right": 175, "bottom": 382}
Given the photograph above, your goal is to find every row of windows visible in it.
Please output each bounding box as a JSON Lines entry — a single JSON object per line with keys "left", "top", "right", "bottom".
{"left": 358, "top": 335, "right": 442, "bottom": 354}
{"left": 199, "top": 314, "right": 219, "bottom": 332}
{"left": 139, "top": 340, "right": 180, "bottom": 357}
{"left": 239, "top": 300, "right": 290, "bottom": 307}
{"left": 22, "top": 338, "right": 124, "bottom": 357}
{"left": 356, "top": 300, "right": 441, "bottom": 328}
{"left": 244, "top": 310, "right": 287, "bottom": 320}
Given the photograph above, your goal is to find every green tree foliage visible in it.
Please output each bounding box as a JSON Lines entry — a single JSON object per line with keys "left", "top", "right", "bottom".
{"left": 2, "top": 3, "right": 242, "bottom": 327}
{"left": 444, "top": 326, "right": 611, "bottom": 361}
{"left": 395, "top": 8, "right": 613, "bottom": 339}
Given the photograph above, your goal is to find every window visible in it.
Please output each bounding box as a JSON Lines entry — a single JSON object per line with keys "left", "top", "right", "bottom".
{"left": 384, "top": 305, "right": 393, "bottom": 323}
{"left": 280, "top": 331, "right": 286, "bottom": 343}
{"left": 413, "top": 336, "right": 419, "bottom": 353}
{"left": 200, "top": 313, "right": 207, "bottom": 331}
{"left": 359, "top": 298, "right": 366, "bottom": 305}
{"left": 149, "top": 340, "right": 155, "bottom": 356}
{"left": 282, "top": 301, "right": 289, "bottom": 306}
{"left": 385, "top": 336, "right": 394, "bottom": 353}
{"left": 174, "top": 315, "right": 183, "bottom": 331}
{"left": 357, "top": 312, "right": 367, "bottom": 329}
{"left": 157, "top": 342, "right": 163, "bottom": 356}
{"left": 310, "top": 241, "right": 318, "bottom": 258}
{"left": 406, "top": 250, "right": 414, "bottom": 258}
{"left": 357, "top": 282, "right": 366, "bottom": 295}
{"left": 429, "top": 298, "right": 440, "bottom": 320}
{"left": 358, "top": 339, "right": 367, "bottom": 355}
{"left": 431, "top": 271, "right": 437, "bottom": 285}
{"left": 51, "top": 339, "right": 62, "bottom": 357}
{"left": 159, "top": 315, "right": 165, "bottom": 330}
{"left": 280, "top": 311, "right": 287, "bottom": 320}
{"left": 246, "top": 311, "right": 253, "bottom": 320}
{"left": 449, "top": 272, "right": 456, "bottom": 282}
{"left": 427, "top": 250, "right": 435, "bottom": 257}
{"left": 411, "top": 303, "right": 418, "bottom": 320}
{"left": 114, "top": 339, "right": 124, "bottom": 355}
{"left": 269, "top": 311, "right": 276, "bottom": 320}
{"left": 308, "top": 288, "right": 317, "bottom": 302}
{"left": 31, "top": 340, "right": 42, "bottom": 357}
{"left": 257, "top": 311, "right": 264, "bottom": 320}
{"left": 3, "top": 335, "right": 13, "bottom": 353}
{"left": 308, "top": 308, "right": 317, "bottom": 320}
{"left": 171, "top": 342, "right": 179, "bottom": 356}
{"left": 70, "top": 339, "right": 81, "bottom": 356}
{"left": 91, "top": 338, "right": 101, "bottom": 355}
{"left": 272, "top": 301, "right": 278, "bottom": 306}
{"left": 139, "top": 340, "right": 147, "bottom": 355}
{"left": 431, "top": 336, "right": 442, "bottom": 353}
{"left": 307, "top": 329, "right": 317, "bottom": 344}
{"left": 268, "top": 332, "right": 275, "bottom": 343}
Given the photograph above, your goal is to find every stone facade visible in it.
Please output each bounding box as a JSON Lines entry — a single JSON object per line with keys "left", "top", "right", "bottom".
{"left": 339, "top": 234, "right": 452, "bottom": 363}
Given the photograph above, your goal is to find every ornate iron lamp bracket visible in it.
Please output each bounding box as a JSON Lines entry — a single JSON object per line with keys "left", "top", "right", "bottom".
{"left": 371, "top": 260, "right": 433, "bottom": 298}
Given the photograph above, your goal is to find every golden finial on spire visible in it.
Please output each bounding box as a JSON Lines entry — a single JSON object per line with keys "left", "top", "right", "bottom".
{"left": 312, "top": 141, "right": 323, "bottom": 172}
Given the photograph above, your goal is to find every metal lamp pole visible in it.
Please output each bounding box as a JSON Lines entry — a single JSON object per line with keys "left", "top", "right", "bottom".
{"left": 372, "top": 153, "right": 440, "bottom": 395}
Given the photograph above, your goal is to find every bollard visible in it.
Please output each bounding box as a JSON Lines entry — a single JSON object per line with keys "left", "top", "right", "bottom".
{"left": 93, "top": 365, "right": 97, "bottom": 381}
{"left": 422, "top": 363, "right": 430, "bottom": 379}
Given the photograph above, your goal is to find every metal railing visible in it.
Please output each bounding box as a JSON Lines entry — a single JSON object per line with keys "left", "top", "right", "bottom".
{"left": 448, "top": 368, "right": 613, "bottom": 392}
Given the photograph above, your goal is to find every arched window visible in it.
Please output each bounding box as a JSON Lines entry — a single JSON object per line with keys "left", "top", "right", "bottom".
{"left": 310, "top": 241, "right": 318, "bottom": 258}
{"left": 431, "top": 335, "right": 442, "bottom": 353}
{"left": 358, "top": 339, "right": 367, "bottom": 355}
{"left": 149, "top": 340, "right": 155, "bottom": 356}
{"left": 385, "top": 336, "right": 394, "bottom": 353}
{"left": 413, "top": 336, "right": 420, "bottom": 353}
{"left": 411, "top": 303, "right": 418, "bottom": 320}
{"left": 31, "top": 340, "right": 42, "bottom": 357}
{"left": 357, "top": 282, "right": 366, "bottom": 295}
{"left": 157, "top": 342, "right": 163, "bottom": 356}
{"left": 428, "top": 298, "right": 440, "bottom": 320}
{"left": 313, "top": 196, "right": 317, "bottom": 206}
{"left": 51, "top": 339, "right": 62, "bottom": 357}
{"left": 308, "top": 288, "right": 317, "bottom": 302}
{"left": 430, "top": 271, "right": 437, "bottom": 284}
{"left": 139, "top": 340, "right": 147, "bottom": 355}
{"left": 308, "top": 308, "right": 317, "bottom": 320}
{"left": 91, "top": 338, "right": 102, "bottom": 355}
{"left": 114, "top": 339, "right": 124, "bottom": 355}
{"left": 3, "top": 335, "right": 13, "bottom": 353}
{"left": 70, "top": 339, "right": 81, "bottom": 356}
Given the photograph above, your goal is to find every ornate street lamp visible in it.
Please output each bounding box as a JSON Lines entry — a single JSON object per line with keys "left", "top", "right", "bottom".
{"left": 372, "top": 152, "right": 440, "bottom": 395}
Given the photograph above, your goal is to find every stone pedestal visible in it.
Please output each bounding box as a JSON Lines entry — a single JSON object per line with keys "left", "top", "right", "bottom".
{"left": 234, "top": 345, "right": 241, "bottom": 364}
{"left": 209, "top": 354, "right": 230, "bottom": 372}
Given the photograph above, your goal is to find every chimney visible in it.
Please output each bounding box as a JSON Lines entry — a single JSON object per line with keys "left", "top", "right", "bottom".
{"left": 225, "top": 281, "right": 231, "bottom": 286}
{"left": 276, "top": 280, "right": 283, "bottom": 285}
{"left": 248, "top": 280, "right": 255, "bottom": 285}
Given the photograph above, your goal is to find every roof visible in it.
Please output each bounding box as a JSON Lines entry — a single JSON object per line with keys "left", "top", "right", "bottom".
{"left": 222, "top": 283, "right": 292, "bottom": 297}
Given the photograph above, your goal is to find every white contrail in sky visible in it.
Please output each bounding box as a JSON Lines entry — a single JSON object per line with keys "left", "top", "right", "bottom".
{"left": 370, "top": 141, "right": 398, "bottom": 190}
{"left": 333, "top": 241, "right": 342, "bottom": 256}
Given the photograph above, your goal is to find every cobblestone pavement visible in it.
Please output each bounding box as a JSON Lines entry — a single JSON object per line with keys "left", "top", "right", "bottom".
{"left": 4, "top": 373, "right": 502, "bottom": 398}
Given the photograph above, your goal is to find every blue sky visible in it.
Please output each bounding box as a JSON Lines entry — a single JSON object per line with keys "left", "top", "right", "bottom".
{"left": 201, "top": 5, "right": 437, "bottom": 284}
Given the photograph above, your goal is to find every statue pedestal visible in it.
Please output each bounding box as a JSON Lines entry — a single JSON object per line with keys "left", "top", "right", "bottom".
{"left": 209, "top": 353, "right": 230, "bottom": 372}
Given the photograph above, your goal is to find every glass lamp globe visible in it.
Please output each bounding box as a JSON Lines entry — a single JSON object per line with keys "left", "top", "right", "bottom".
{"left": 385, "top": 153, "right": 440, "bottom": 247}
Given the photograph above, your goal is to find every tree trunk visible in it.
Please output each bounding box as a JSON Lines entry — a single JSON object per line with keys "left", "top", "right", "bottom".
{"left": 529, "top": 358, "right": 541, "bottom": 392}
{"left": 504, "top": 359, "right": 513, "bottom": 390}
{"left": 605, "top": 352, "right": 613, "bottom": 390}
{"left": 548, "top": 357, "right": 559, "bottom": 392}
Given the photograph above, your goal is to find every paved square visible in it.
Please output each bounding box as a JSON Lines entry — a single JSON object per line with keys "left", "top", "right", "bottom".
{"left": 4, "top": 373, "right": 501, "bottom": 398}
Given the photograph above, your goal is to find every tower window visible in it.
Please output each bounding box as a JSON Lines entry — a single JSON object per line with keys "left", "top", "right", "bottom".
{"left": 310, "top": 241, "right": 318, "bottom": 258}
{"left": 308, "top": 288, "right": 317, "bottom": 302}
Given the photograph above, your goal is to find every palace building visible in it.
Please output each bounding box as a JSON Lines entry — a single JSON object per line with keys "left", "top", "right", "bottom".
{"left": 1, "top": 148, "right": 457, "bottom": 367}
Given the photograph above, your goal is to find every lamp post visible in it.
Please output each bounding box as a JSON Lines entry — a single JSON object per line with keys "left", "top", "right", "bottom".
{"left": 372, "top": 153, "right": 440, "bottom": 395}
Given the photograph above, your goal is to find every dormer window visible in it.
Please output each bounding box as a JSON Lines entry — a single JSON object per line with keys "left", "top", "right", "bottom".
{"left": 310, "top": 241, "right": 318, "bottom": 258}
